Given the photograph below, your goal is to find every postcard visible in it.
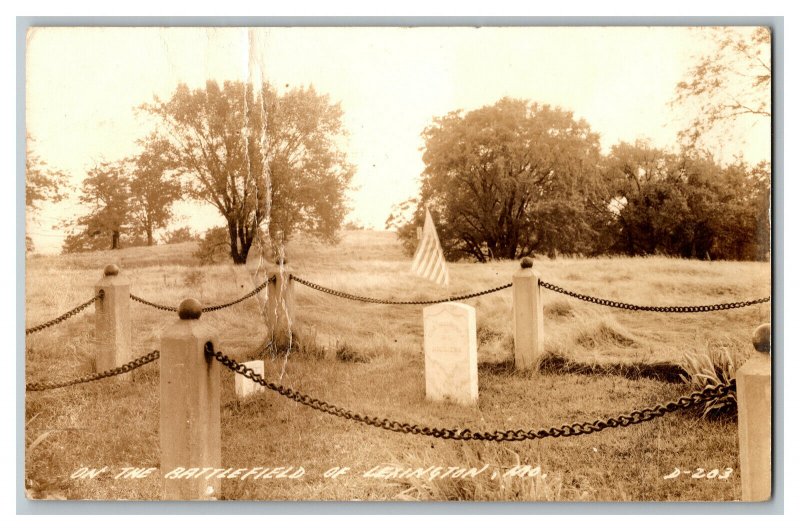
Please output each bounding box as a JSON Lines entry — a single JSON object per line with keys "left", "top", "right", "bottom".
{"left": 24, "top": 25, "right": 773, "bottom": 502}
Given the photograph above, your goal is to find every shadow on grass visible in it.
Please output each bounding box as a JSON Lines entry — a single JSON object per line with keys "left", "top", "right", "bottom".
{"left": 539, "top": 353, "right": 689, "bottom": 383}
{"left": 478, "top": 354, "right": 688, "bottom": 383}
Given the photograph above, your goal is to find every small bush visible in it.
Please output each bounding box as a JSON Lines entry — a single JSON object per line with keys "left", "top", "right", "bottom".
{"left": 182, "top": 269, "right": 205, "bottom": 288}
{"left": 194, "top": 226, "right": 230, "bottom": 265}
{"left": 679, "top": 346, "right": 742, "bottom": 420}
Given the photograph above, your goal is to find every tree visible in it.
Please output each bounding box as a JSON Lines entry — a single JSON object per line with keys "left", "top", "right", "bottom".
{"left": 672, "top": 27, "right": 771, "bottom": 154}
{"left": 26, "top": 135, "right": 68, "bottom": 214}
{"left": 600, "top": 140, "right": 770, "bottom": 260}
{"left": 141, "top": 80, "right": 354, "bottom": 264}
{"left": 162, "top": 225, "right": 198, "bottom": 244}
{"left": 129, "top": 136, "right": 183, "bottom": 246}
{"left": 407, "top": 98, "right": 602, "bottom": 261}
{"left": 62, "top": 161, "right": 135, "bottom": 252}
{"left": 194, "top": 226, "right": 232, "bottom": 265}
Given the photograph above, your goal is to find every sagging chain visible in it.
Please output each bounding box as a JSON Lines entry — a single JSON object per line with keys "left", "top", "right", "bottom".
{"left": 203, "top": 277, "right": 271, "bottom": 312}
{"left": 129, "top": 293, "right": 177, "bottom": 312}
{"left": 539, "top": 281, "right": 770, "bottom": 313}
{"left": 25, "top": 292, "right": 104, "bottom": 335}
{"left": 129, "top": 276, "right": 274, "bottom": 313}
{"left": 26, "top": 350, "right": 160, "bottom": 392}
{"left": 209, "top": 345, "right": 735, "bottom": 442}
{"left": 291, "top": 274, "right": 512, "bottom": 305}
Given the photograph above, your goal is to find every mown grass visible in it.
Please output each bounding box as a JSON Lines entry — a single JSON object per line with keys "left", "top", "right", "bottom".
{"left": 24, "top": 230, "right": 770, "bottom": 501}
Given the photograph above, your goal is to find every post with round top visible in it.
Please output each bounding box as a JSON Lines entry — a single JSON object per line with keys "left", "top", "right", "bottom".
{"left": 736, "top": 323, "right": 772, "bottom": 501}
{"left": 160, "top": 298, "right": 221, "bottom": 500}
{"left": 512, "top": 257, "right": 544, "bottom": 370}
{"left": 267, "top": 256, "right": 296, "bottom": 348}
{"left": 94, "top": 264, "right": 131, "bottom": 376}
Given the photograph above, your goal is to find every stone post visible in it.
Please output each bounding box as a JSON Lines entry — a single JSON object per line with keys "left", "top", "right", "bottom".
{"left": 94, "top": 264, "right": 131, "bottom": 376}
{"left": 160, "top": 298, "right": 221, "bottom": 500}
{"left": 512, "top": 257, "right": 544, "bottom": 370}
{"left": 736, "top": 323, "right": 771, "bottom": 502}
{"left": 267, "top": 258, "right": 295, "bottom": 347}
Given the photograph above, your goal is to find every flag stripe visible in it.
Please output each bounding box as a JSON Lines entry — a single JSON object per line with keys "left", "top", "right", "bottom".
{"left": 409, "top": 208, "right": 450, "bottom": 287}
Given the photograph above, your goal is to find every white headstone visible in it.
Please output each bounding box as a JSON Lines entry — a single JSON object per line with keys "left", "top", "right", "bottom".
{"left": 423, "top": 302, "right": 478, "bottom": 405}
{"left": 235, "top": 360, "right": 266, "bottom": 399}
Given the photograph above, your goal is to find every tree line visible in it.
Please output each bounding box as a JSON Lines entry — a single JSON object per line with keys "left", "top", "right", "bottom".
{"left": 389, "top": 102, "right": 769, "bottom": 262}
{"left": 27, "top": 27, "right": 770, "bottom": 263}
{"left": 389, "top": 27, "right": 771, "bottom": 262}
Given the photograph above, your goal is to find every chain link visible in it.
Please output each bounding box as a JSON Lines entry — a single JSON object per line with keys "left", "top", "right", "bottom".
{"left": 25, "top": 292, "right": 104, "bottom": 335}
{"left": 291, "top": 274, "right": 512, "bottom": 305}
{"left": 26, "top": 350, "right": 160, "bottom": 392}
{"left": 203, "top": 278, "right": 271, "bottom": 312}
{"left": 129, "top": 293, "right": 177, "bottom": 312}
{"left": 209, "top": 345, "right": 735, "bottom": 441}
{"left": 129, "top": 277, "right": 273, "bottom": 313}
{"left": 539, "top": 281, "right": 770, "bottom": 313}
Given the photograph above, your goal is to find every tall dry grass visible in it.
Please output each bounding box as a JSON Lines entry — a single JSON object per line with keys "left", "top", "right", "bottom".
{"left": 24, "top": 230, "right": 769, "bottom": 501}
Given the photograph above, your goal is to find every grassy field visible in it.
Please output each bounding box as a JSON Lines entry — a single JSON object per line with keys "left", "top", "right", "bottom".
{"left": 24, "top": 230, "right": 771, "bottom": 501}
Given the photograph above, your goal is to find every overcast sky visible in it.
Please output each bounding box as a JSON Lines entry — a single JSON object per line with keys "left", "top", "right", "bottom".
{"left": 25, "top": 26, "right": 771, "bottom": 253}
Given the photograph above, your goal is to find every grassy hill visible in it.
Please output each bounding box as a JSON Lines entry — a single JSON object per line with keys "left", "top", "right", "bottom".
{"left": 24, "top": 230, "right": 771, "bottom": 501}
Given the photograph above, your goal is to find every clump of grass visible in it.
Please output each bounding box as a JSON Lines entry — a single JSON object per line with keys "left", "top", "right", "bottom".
{"left": 679, "top": 346, "right": 742, "bottom": 420}
{"left": 544, "top": 299, "right": 573, "bottom": 318}
{"left": 572, "top": 316, "right": 639, "bottom": 350}
{"left": 335, "top": 341, "right": 371, "bottom": 363}
{"left": 182, "top": 268, "right": 206, "bottom": 288}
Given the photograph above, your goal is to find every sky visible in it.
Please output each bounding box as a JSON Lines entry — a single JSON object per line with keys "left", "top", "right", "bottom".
{"left": 25, "top": 26, "right": 772, "bottom": 253}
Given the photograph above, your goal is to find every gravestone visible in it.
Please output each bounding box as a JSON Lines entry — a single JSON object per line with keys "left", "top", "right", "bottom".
{"left": 235, "top": 360, "right": 266, "bottom": 399}
{"left": 423, "top": 302, "right": 478, "bottom": 405}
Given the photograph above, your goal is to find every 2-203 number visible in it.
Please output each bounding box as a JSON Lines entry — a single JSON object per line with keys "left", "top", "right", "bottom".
{"left": 663, "top": 467, "right": 733, "bottom": 480}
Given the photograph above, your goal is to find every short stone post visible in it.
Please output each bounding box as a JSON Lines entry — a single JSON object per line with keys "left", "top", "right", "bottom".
{"left": 94, "top": 264, "right": 131, "bottom": 375}
{"left": 160, "top": 299, "right": 221, "bottom": 500}
{"left": 512, "top": 257, "right": 544, "bottom": 370}
{"left": 423, "top": 302, "right": 478, "bottom": 405}
{"left": 267, "top": 258, "right": 295, "bottom": 347}
{"left": 736, "top": 323, "right": 771, "bottom": 502}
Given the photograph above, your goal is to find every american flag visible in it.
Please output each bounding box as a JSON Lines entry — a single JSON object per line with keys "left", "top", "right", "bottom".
{"left": 410, "top": 208, "right": 450, "bottom": 286}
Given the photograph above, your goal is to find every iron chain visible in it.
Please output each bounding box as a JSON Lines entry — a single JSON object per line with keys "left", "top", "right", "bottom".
{"left": 209, "top": 345, "right": 735, "bottom": 442}
{"left": 291, "top": 274, "right": 512, "bottom": 305}
{"left": 539, "top": 281, "right": 770, "bottom": 313}
{"left": 129, "top": 293, "right": 177, "bottom": 312}
{"left": 203, "top": 278, "right": 271, "bottom": 312}
{"left": 25, "top": 292, "right": 104, "bottom": 335}
{"left": 26, "top": 350, "right": 160, "bottom": 392}
{"left": 129, "top": 277, "right": 273, "bottom": 313}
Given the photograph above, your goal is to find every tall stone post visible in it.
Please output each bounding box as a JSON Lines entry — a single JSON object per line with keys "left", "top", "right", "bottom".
{"left": 736, "top": 323, "right": 772, "bottom": 502}
{"left": 160, "top": 298, "right": 221, "bottom": 500}
{"left": 267, "top": 258, "right": 295, "bottom": 347}
{"left": 512, "top": 257, "right": 544, "bottom": 370}
{"left": 94, "top": 264, "right": 131, "bottom": 376}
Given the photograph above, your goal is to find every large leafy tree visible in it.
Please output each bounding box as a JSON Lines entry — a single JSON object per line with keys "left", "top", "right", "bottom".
{"left": 409, "top": 98, "right": 602, "bottom": 261}
{"left": 129, "top": 136, "right": 183, "bottom": 246}
{"left": 141, "top": 80, "right": 354, "bottom": 264}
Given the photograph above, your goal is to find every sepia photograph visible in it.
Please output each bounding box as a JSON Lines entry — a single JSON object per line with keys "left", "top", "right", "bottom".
{"left": 23, "top": 24, "right": 773, "bottom": 503}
